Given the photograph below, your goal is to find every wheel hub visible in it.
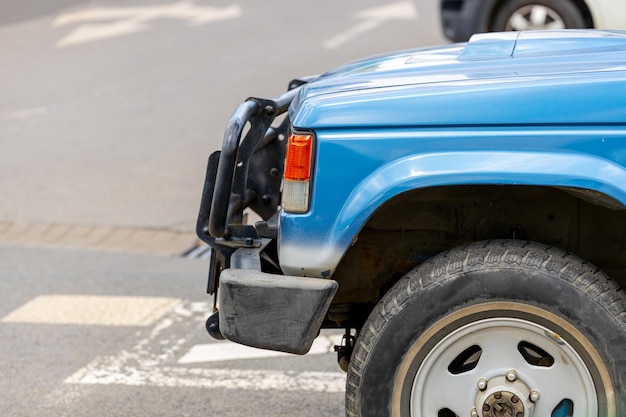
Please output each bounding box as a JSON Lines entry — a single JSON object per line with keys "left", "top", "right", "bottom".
{"left": 483, "top": 391, "right": 524, "bottom": 417}
{"left": 474, "top": 374, "right": 535, "bottom": 417}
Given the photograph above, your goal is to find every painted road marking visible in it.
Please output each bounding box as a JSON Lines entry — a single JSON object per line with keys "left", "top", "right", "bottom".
{"left": 53, "top": 1, "right": 243, "bottom": 47}
{"left": 64, "top": 300, "right": 346, "bottom": 392}
{"left": 323, "top": 1, "right": 418, "bottom": 50}
{"left": 177, "top": 333, "right": 344, "bottom": 364}
{"left": 68, "top": 367, "right": 346, "bottom": 392}
{"left": 1, "top": 295, "right": 180, "bottom": 326}
{"left": 0, "top": 104, "right": 51, "bottom": 120}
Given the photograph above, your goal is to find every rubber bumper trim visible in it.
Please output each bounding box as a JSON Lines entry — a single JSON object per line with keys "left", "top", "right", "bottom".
{"left": 218, "top": 269, "right": 339, "bottom": 354}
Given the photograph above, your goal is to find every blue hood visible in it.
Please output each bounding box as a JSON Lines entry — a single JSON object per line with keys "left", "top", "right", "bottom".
{"left": 290, "top": 30, "right": 626, "bottom": 129}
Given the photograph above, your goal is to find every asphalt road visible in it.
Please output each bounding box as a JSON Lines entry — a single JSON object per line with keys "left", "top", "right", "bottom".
{"left": 0, "top": 246, "right": 346, "bottom": 417}
{"left": 0, "top": 0, "right": 446, "bottom": 232}
{"left": 0, "top": 1, "right": 447, "bottom": 415}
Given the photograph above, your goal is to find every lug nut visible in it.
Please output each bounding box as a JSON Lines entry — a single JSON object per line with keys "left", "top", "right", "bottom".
{"left": 511, "top": 395, "right": 519, "bottom": 403}
{"left": 470, "top": 407, "right": 478, "bottom": 417}
{"left": 477, "top": 377, "right": 488, "bottom": 391}
{"left": 530, "top": 390, "right": 541, "bottom": 402}
{"left": 494, "top": 392, "right": 502, "bottom": 400}
{"left": 506, "top": 369, "right": 518, "bottom": 382}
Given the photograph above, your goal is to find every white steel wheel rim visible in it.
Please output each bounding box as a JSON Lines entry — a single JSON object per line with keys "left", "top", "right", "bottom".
{"left": 505, "top": 5, "right": 566, "bottom": 31}
{"left": 409, "top": 316, "right": 597, "bottom": 417}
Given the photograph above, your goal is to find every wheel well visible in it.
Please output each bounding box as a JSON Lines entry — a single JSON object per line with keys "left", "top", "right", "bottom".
{"left": 486, "top": 0, "right": 594, "bottom": 29}
{"left": 330, "top": 185, "right": 626, "bottom": 311}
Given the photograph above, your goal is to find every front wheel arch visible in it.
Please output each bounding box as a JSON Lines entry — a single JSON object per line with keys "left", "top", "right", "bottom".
{"left": 345, "top": 240, "right": 626, "bottom": 417}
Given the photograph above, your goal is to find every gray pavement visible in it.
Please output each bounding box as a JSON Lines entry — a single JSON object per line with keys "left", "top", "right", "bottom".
{"left": 0, "top": 0, "right": 445, "bottom": 236}
{"left": 0, "top": 1, "right": 447, "bottom": 415}
{"left": 0, "top": 221, "right": 198, "bottom": 256}
{"left": 0, "top": 245, "right": 345, "bottom": 416}
{"left": 0, "top": 245, "right": 205, "bottom": 416}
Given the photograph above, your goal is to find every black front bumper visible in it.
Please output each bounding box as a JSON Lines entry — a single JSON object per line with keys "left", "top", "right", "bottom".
{"left": 219, "top": 268, "right": 338, "bottom": 354}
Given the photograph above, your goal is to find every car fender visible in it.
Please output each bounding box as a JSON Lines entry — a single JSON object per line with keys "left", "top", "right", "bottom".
{"left": 278, "top": 150, "right": 626, "bottom": 277}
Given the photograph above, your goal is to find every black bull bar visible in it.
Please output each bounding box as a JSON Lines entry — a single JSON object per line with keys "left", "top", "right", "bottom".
{"left": 196, "top": 78, "right": 312, "bottom": 294}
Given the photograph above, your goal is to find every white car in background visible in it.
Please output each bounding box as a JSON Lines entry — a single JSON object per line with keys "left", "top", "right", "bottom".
{"left": 441, "top": 0, "right": 626, "bottom": 41}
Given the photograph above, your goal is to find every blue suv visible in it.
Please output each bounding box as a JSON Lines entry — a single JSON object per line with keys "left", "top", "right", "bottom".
{"left": 197, "top": 30, "right": 626, "bottom": 417}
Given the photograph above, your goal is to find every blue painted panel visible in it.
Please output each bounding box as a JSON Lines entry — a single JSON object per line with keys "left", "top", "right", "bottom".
{"left": 279, "top": 127, "right": 626, "bottom": 277}
{"left": 279, "top": 30, "right": 626, "bottom": 277}
{"left": 291, "top": 31, "right": 626, "bottom": 129}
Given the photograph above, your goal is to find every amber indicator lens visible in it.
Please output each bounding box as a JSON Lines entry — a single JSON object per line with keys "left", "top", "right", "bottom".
{"left": 284, "top": 134, "right": 313, "bottom": 181}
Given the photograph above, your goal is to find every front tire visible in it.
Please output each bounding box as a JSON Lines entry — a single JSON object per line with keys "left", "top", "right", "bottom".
{"left": 346, "top": 240, "right": 625, "bottom": 417}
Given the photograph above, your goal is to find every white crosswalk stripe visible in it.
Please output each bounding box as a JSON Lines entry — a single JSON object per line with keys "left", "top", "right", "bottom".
{"left": 178, "top": 334, "right": 343, "bottom": 364}
{"left": 2, "top": 296, "right": 347, "bottom": 392}
{"left": 1, "top": 294, "right": 179, "bottom": 326}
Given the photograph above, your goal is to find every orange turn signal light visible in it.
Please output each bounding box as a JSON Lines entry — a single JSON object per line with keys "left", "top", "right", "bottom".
{"left": 284, "top": 134, "right": 313, "bottom": 181}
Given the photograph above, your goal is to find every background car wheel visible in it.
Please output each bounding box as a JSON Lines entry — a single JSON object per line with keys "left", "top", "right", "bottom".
{"left": 345, "top": 240, "right": 625, "bottom": 417}
{"left": 490, "top": 0, "right": 586, "bottom": 31}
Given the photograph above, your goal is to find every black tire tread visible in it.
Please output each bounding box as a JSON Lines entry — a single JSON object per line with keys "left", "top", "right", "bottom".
{"left": 345, "top": 239, "right": 626, "bottom": 417}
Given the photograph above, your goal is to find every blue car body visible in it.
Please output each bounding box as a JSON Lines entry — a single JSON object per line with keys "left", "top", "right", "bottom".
{"left": 280, "top": 30, "right": 626, "bottom": 278}
{"left": 197, "top": 30, "right": 626, "bottom": 356}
